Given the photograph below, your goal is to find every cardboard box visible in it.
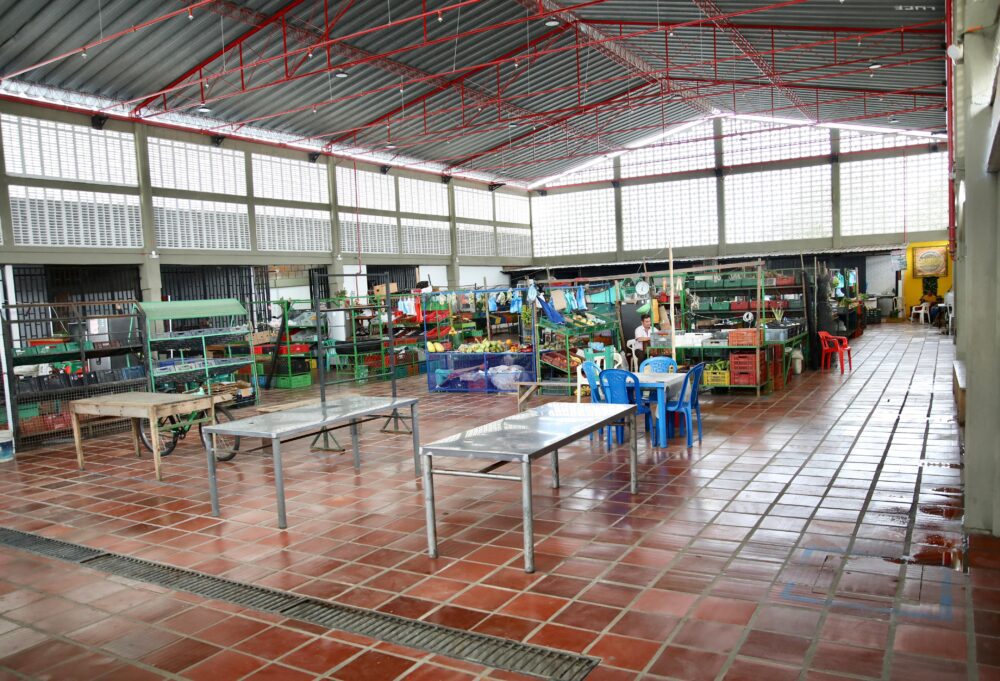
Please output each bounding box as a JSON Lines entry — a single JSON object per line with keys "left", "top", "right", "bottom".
{"left": 373, "top": 283, "right": 399, "bottom": 296}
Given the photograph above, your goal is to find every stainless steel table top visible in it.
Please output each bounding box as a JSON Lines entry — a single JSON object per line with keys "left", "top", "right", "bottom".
{"left": 203, "top": 395, "right": 418, "bottom": 439}
{"left": 421, "top": 402, "right": 635, "bottom": 463}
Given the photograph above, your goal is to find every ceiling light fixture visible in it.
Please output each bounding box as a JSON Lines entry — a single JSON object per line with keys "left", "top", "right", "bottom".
{"left": 385, "top": 144, "right": 397, "bottom": 149}
{"left": 80, "top": 48, "right": 87, "bottom": 59}
{"left": 188, "top": 7, "right": 194, "bottom": 20}
{"left": 197, "top": 105, "right": 211, "bottom": 113}
{"left": 437, "top": 11, "right": 443, "bottom": 22}
{"left": 307, "top": 50, "right": 313, "bottom": 58}
{"left": 335, "top": 70, "right": 348, "bottom": 78}
{"left": 544, "top": 19, "right": 559, "bottom": 27}
{"left": 869, "top": 62, "right": 883, "bottom": 69}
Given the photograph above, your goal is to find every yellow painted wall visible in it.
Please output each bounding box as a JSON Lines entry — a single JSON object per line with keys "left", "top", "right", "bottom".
{"left": 902, "top": 240, "right": 952, "bottom": 314}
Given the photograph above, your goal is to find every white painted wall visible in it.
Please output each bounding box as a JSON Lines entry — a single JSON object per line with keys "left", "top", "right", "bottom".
{"left": 417, "top": 265, "right": 449, "bottom": 289}
{"left": 341, "top": 264, "right": 368, "bottom": 297}
{"left": 458, "top": 266, "right": 509, "bottom": 289}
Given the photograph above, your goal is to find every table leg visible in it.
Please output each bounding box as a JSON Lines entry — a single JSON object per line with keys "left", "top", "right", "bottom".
{"left": 410, "top": 403, "right": 421, "bottom": 475}
{"left": 207, "top": 432, "right": 220, "bottom": 517}
{"left": 71, "top": 410, "right": 84, "bottom": 471}
{"left": 130, "top": 418, "right": 141, "bottom": 457}
{"left": 149, "top": 408, "right": 162, "bottom": 482}
{"left": 272, "top": 437, "right": 287, "bottom": 529}
{"left": 422, "top": 451, "right": 438, "bottom": 559}
{"left": 550, "top": 449, "right": 560, "bottom": 489}
{"left": 658, "top": 387, "right": 667, "bottom": 447}
{"left": 350, "top": 420, "right": 361, "bottom": 472}
{"left": 629, "top": 414, "right": 638, "bottom": 494}
{"left": 521, "top": 459, "right": 535, "bottom": 573}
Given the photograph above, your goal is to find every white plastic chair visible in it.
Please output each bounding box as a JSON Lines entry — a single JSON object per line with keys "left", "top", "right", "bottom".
{"left": 910, "top": 303, "right": 930, "bottom": 324}
{"left": 576, "top": 351, "right": 626, "bottom": 401}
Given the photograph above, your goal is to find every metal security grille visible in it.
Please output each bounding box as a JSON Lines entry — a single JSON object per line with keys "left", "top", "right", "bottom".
{"left": 725, "top": 165, "right": 832, "bottom": 244}
{"left": 494, "top": 192, "right": 530, "bottom": 225}
{"left": 366, "top": 265, "right": 417, "bottom": 291}
{"left": 161, "top": 265, "right": 270, "bottom": 330}
{"left": 0, "top": 528, "right": 600, "bottom": 681}
{"left": 255, "top": 206, "right": 331, "bottom": 252}
{"left": 153, "top": 197, "right": 250, "bottom": 250}
{"left": 398, "top": 176, "right": 448, "bottom": 216}
{"left": 457, "top": 223, "right": 496, "bottom": 257}
{"left": 401, "top": 218, "right": 451, "bottom": 255}
{"left": 620, "top": 121, "right": 716, "bottom": 179}
{"left": 147, "top": 137, "right": 246, "bottom": 195}
{"left": 497, "top": 227, "right": 531, "bottom": 258}
{"left": 252, "top": 153, "right": 328, "bottom": 204}
{"left": 1, "top": 113, "right": 138, "bottom": 186}
{"left": 335, "top": 166, "right": 396, "bottom": 211}
{"left": 8, "top": 186, "right": 142, "bottom": 248}
{"left": 532, "top": 189, "right": 615, "bottom": 257}
{"left": 841, "top": 153, "right": 947, "bottom": 236}
{"left": 622, "top": 178, "right": 718, "bottom": 250}
{"left": 339, "top": 212, "right": 398, "bottom": 254}
{"left": 723, "top": 118, "right": 831, "bottom": 166}
{"left": 454, "top": 186, "right": 493, "bottom": 221}
{"left": 840, "top": 130, "right": 927, "bottom": 153}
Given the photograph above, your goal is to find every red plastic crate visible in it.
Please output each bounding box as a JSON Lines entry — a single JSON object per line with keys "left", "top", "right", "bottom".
{"left": 279, "top": 343, "right": 310, "bottom": 355}
{"left": 728, "top": 329, "right": 763, "bottom": 347}
{"left": 766, "top": 299, "right": 789, "bottom": 310}
{"left": 730, "top": 301, "right": 749, "bottom": 311}
{"left": 730, "top": 370, "right": 762, "bottom": 386}
{"left": 774, "top": 275, "right": 797, "bottom": 287}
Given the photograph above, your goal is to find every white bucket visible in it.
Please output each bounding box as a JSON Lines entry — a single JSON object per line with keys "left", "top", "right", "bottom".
{"left": 790, "top": 348, "right": 804, "bottom": 375}
{"left": 0, "top": 430, "right": 14, "bottom": 463}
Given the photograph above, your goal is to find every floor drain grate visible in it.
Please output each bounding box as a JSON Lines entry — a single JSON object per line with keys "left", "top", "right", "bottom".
{"left": 0, "top": 528, "right": 598, "bottom": 681}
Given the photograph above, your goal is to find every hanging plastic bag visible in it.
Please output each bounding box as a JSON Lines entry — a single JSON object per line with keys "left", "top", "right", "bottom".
{"left": 488, "top": 295, "right": 498, "bottom": 312}
{"left": 577, "top": 285, "right": 588, "bottom": 310}
{"left": 509, "top": 291, "right": 522, "bottom": 313}
{"left": 565, "top": 290, "right": 577, "bottom": 312}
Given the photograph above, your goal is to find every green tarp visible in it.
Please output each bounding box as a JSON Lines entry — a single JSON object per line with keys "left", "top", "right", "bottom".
{"left": 137, "top": 299, "right": 247, "bottom": 321}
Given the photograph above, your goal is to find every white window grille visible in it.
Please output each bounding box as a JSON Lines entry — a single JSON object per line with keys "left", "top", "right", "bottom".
{"left": 495, "top": 192, "right": 530, "bottom": 224}
{"left": 725, "top": 165, "right": 832, "bottom": 243}
{"left": 1, "top": 114, "right": 138, "bottom": 186}
{"left": 8, "top": 185, "right": 142, "bottom": 248}
{"left": 398, "top": 176, "right": 448, "bottom": 216}
{"left": 497, "top": 227, "right": 531, "bottom": 258}
{"left": 549, "top": 157, "right": 614, "bottom": 187}
{"left": 621, "top": 178, "right": 718, "bottom": 250}
{"left": 255, "top": 205, "right": 331, "bottom": 252}
{"left": 148, "top": 137, "right": 246, "bottom": 195}
{"left": 454, "top": 186, "right": 493, "bottom": 221}
{"left": 620, "top": 121, "right": 716, "bottom": 179}
{"left": 253, "top": 154, "right": 328, "bottom": 204}
{"left": 839, "top": 129, "right": 928, "bottom": 154}
{"left": 401, "top": 218, "right": 451, "bottom": 255}
{"left": 723, "top": 118, "right": 830, "bottom": 166}
{"left": 339, "top": 212, "right": 398, "bottom": 253}
{"left": 153, "top": 196, "right": 250, "bottom": 250}
{"left": 532, "top": 189, "right": 615, "bottom": 257}
{"left": 841, "top": 152, "right": 947, "bottom": 235}
{"left": 335, "top": 166, "right": 396, "bottom": 211}
{"left": 457, "top": 223, "right": 496, "bottom": 257}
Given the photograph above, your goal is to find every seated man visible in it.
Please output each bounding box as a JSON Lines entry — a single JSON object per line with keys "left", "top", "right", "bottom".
{"left": 627, "top": 314, "right": 653, "bottom": 366}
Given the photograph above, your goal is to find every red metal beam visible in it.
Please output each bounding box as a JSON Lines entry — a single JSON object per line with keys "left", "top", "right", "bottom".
{"left": 323, "top": 24, "right": 568, "bottom": 149}
{"left": 131, "top": 0, "right": 309, "bottom": 116}
{"left": 690, "top": 0, "right": 815, "bottom": 119}
{"left": 583, "top": 20, "right": 944, "bottom": 35}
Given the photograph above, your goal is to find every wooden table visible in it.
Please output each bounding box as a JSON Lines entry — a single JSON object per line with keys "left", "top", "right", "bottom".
{"left": 70, "top": 392, "right": 229, "bottom": 481}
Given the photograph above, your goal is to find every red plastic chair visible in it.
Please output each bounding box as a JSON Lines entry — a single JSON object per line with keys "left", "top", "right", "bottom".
{"left": 818, "top": 331, "right": 852, "bottom": 374}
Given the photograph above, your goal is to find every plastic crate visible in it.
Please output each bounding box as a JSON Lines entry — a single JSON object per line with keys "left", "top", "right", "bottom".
{"left": 775, "top": 275, "right": 797, "bottom": 287}
{"left": 703, "top": 369, "right": 729, "bottom": 387}
{"left": 710, "top": 301, "right": 731, "bottom": 311}
{"left": 787, "top": 299, "right": 804, "bottom": 310}
{"left": 17, "top": 404, "right": 40, "bottom": 419}
{"left": 274, "top": 373, "right": 312, "bottom": 389}
{"left": 731, "top": 370, "right": 763, "bottom": 386}
{"left": 728, "top": 328, "right": 763, "bottom": 347}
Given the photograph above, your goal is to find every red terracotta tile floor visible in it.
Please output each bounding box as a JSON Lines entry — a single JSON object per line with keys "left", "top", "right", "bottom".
{"left": 0, "top": 323, "right": 990, "bottom": 680}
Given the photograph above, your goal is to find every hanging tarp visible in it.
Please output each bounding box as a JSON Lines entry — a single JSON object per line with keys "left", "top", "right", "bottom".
{"left": 137, "top": 298, "right": 248, "bottom": 322}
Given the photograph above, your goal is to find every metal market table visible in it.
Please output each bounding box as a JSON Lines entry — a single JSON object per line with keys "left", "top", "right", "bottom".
{"left": 421, "top": 402, "right": 637, "bottom": 573}
{"left": 203, "top": 396, "right": 420, "bottom": 529}
{"left": 70, "top": 391, "right": 229, "bottom": 482}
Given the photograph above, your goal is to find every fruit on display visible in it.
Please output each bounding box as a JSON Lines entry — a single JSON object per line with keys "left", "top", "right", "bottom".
{"left": 456, "top": 339, "right": 531, "bottom": 353}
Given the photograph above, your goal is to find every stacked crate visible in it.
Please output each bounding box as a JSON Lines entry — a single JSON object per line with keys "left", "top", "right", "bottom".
{"left": 730, "top": 351, "right": 766, "bottom": 386}
{"left": 771, "top": 346, "right": 785, "bottom": 391}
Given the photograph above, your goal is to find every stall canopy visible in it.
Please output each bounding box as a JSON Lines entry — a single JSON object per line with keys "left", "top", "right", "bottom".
{"left": 136, "top": 299, "right": 248, "bottom": 322}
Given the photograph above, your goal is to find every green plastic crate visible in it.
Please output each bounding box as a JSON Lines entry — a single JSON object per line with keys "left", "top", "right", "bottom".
{"left": 18, "top": 404, "right": 40, "bottom": 418}
{"left": 274, "top": 373, "right": 312, "bottom": 389}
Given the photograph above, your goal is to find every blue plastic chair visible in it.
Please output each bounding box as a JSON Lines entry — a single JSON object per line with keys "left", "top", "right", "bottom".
{"left": 665, "top": 363, "right": 705, "bottom": 447}
{"left": 599, "top": 369, "right": 655, "bottom": 447}
{"left": 638, "top": 357, "right": 678, "bottom": 374}
{"left": 581, "top": 361, "right": 605, "bottom": 442}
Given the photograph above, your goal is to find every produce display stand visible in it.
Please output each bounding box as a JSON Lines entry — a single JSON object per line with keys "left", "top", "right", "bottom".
{"left": 2, "top": 299, "right": 147, "bottom": 449}
{"left": 423, "top": 287, "right": 536, "bottom": 394}
{"left": 137, "top": 299, "right": 258, "bottom": 407}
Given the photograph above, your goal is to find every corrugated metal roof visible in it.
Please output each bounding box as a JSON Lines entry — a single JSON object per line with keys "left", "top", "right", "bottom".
{"left": 0, "top": 0, "right": 946, "bottom": 184}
